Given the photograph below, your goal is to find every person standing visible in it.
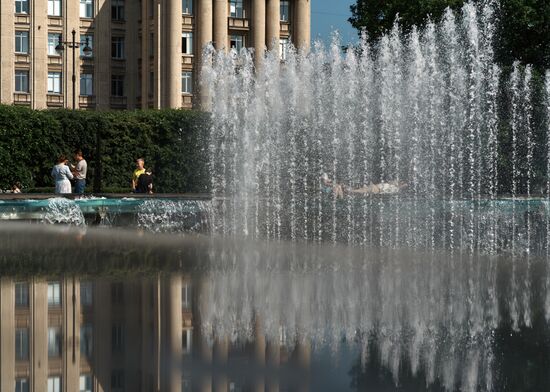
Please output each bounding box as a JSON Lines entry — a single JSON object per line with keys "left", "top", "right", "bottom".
{"left": 51, "top": 156, "right": 74, "bottom": 194}
{"left": 71, "top": 150, "right": 87, "bottom": 194}
{"left": 132, "top": 158, "right": 146, "bottom": 192}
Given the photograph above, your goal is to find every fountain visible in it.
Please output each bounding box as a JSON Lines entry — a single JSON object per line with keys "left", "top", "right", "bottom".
{"left": 205, "top": 1, "right": 550, "bottom": 257}
{"left": 200, "top": 1, "right": 550, "bottom": 390}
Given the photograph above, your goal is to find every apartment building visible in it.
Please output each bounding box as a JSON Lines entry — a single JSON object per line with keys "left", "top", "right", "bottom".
{"left": 0, "top": 0, "right": 311, "bottom": 110}
{"left": 0, "top": 275, "right": 310, "bottom": 392}
{"left": 0, "top": 275, "right": 193, "bottom": 392}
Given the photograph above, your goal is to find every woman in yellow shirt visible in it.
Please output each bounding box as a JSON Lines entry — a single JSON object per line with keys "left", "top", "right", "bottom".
{"left": 132, "top": 158, "right": 146, "bottom": 192}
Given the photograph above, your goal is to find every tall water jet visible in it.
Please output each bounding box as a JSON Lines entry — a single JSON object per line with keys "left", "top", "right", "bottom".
{"left": 205, "top": 1, "right": 544, "bottom": 257}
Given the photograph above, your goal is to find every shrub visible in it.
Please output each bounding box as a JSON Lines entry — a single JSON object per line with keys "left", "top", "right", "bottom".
{"left": 0, "top": 106, "right": 210, "bottom": 193}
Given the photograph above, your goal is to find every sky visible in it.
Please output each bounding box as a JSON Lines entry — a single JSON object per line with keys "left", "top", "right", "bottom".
{"left": 311, "top": 0, "right": 357, "bottom": 46}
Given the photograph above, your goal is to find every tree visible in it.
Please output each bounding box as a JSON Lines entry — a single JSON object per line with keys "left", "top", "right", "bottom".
{"left": 349, "top": 0, "right": 465, "bottom": 40}
{"left": 349, "top": 0, "right": 550, "bottom": 69}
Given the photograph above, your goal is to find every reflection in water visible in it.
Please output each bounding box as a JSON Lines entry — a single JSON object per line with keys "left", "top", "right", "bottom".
{"left": 0, "top": 225, "right": 549, "bottom": 391}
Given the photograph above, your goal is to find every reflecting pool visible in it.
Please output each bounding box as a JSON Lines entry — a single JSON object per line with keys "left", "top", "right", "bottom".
{"left": 2, "top": 224, "right": 550, "bottom": 392}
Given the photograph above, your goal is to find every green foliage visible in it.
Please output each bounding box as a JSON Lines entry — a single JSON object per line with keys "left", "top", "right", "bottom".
{"left": 349, "top": 0, "right": 550, "bottom": 69}
{"left": 496, "top": 0, "right": 550, "bottom": 68}
{"left": 349, "top": 0, "right": 465, "bottom": 41}
{"left": 0, "top": 105, "right": 210, "bottom": 193}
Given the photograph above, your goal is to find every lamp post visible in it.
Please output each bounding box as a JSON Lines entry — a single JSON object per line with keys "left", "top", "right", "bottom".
{"left": 55, "top": 29, "right": 92, "bottom": 110}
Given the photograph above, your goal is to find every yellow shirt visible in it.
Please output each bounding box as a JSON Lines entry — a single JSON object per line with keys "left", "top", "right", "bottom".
{"left": 133, "top": 168, "right": 145, "bottom": 183}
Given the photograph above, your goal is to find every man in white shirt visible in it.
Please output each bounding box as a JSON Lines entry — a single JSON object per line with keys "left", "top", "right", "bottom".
{"left": 72, "top": 150, "right": 88, "bottom": 194}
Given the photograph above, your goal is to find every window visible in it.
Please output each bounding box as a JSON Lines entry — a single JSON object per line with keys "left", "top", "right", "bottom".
{"left": 48, "top": 281, "right": 61, "bottom": 305}
{"left": 15, "top": 282, "right": 29, "bottom": 306}
{"left": 182, "top": 32, "right": 193, "bottom": 54}
{"left": 149, "top": 72, "right": 154, "bottom": 94}
{"left": 181, "top": 72, "right": 192, "bottom": 94}
{"left": 15, "top": 0, "right": 29, "bottom": 14}
{"left": 111, "top": 75, "right": 124, "bottom": 96}
{"left": 80, "top": 374, "right": 92, "bottom": 392}
{"left": 80, "top": 324, "right": 93, "bottom": 357}
{"left": 111, "top": 0, "right": 125, "bottom": 21}
{"left": 182, "top": 282, "right": 191, "bottom": 308}
{"left": 279, "top": 38, "right": 289, "bottom": 60}
{"left": 111, "top": 37, "right": 124, "bottom": 59}
{"left": 112, "top": 324, "right": 124, "bottom": 352}
{"left": 280, "top": 0, "right": 289, "bottom": 22}
{"left": 230, "top": 35, "right": 244, "bottom": 51}
{"left": 80, "top": 0, "right": 93, "bottom": 18}
{"left": 182, "top": 0, "right": 192, "bottom": 14}
{"left": 148, "top": 33, "right": 154, "bottom": 57}
{"left": 182, "top": 329, "right": 192, "bottom": 354}
{"left": 48, "top": 33, "right": 61, "bottom": 56}
{"left": 229, "top": 0, "right": 243, "bottom": 18}
{"left": 48, "top": 327, "right": 62, "bottom": 358}
{"left": 47, "top": 377, "right": 61, "bottom": 392}
{"left": 111, "top": 282, "right": 124, "bottom": 302}
{"left": 80, "top": 73, "right": 93, "bottom": 96}
{"left": 15, "top": 31, "right": 29, "bottom": 54}
{"left": 111, "top": 370, "right": 124, "bottom": 391}
{"left": 15, "top": 328, "right": 29, "bottom": 360}
{"left": 15, "top": 378, "right": 29, "bottom": 392}
{"left": 182, "top": 379, "right": 191, "bottom": 392}
{"left": 80, "top": 281, "right": 93, "bottom": 305}
{"left": 48, "top": 0, "right": 61, "bottom": 16}
{"left": 80, "top": 35, "right": 93, "bottom": 57}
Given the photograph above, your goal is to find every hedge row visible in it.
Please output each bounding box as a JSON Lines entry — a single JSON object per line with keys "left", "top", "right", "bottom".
{"left": 0, "top": 105, "right": 210, "bottom": 193}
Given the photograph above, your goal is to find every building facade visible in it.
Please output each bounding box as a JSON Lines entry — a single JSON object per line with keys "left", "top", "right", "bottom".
{"left": 0, "top": 0, "right": 311, "bottom": 110}
{"left": 0, "top": 275, "right": 310, "bottom": 392}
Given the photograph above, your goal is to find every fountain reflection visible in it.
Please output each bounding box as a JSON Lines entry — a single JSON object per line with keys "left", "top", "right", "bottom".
{"left": 1, "top": 225, "right": 549, "bottom": 391}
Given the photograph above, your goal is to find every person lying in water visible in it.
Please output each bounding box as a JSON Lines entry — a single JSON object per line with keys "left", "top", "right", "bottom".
{"left": 349, "top": 180, "right": 408, "bottom": 195}
{"left": 320, "top": 173, "right": 344, "bottom": 199}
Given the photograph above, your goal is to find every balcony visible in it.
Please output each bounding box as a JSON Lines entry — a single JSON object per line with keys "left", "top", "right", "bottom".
{"left": 15, "top": 14, "right": 30, "bottom": 25}
{"left": 48, "top": 16, "right": 63, "bottom": 27}
{"left": 181, "top": 94, "right": 192, "bottom": 108}
{"left": 229, "top": 17, "right": 249, "bottom": 30}
{"left": 47, "top": 94, "right": 64, "bottom": 107}
{"left": 182, "top": 14, "right": 194, "bottom": 27}
{"left": 80, "top": 19, "right": 94, "bottom": 29}
{"left": 111, "top": 58, "right": 126, "bottom": 69}
{"left": 280, "top": 22, "right": 290, "bottom": 36}
{"left": 48, "top": 56, "right": 63, "bottom": 66}
{"left": 15, "top": 54, "right": 30, "bottom": 64}
{"left": 110, "top": 96, "right": 127, "bottom": 109}
{"left": 182, "top": 55, "right": 194, "bottom": 67}
{"left": 13, "top": 93, "right": 31, "bottom": 105}
{"left": 79, "top": 95, "right": 96, "bottom": 109}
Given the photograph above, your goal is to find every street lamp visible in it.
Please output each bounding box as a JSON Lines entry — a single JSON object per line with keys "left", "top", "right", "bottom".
{"left": 55, "top": 29, "right": 92, "bottom": 110}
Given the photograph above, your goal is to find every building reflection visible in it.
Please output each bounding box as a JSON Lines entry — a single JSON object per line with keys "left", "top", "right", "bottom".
{"left": 0, "top": 275, "right": 310, "bottom": 392}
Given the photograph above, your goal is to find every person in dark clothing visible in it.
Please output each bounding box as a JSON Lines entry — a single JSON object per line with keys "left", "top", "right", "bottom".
{"left": 135, "top": 169, "right": 153, "bottom": 194}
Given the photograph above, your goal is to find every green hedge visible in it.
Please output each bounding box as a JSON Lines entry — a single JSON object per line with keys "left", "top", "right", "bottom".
{"left": 0, "top": 105, "right": 210, "bottom": 193}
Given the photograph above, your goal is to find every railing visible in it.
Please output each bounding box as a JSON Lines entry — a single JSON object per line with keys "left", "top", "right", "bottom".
{"left": 182, "top": 55, "right": 194, "bottom": 66}
{"left": 79, "top": 95, "right": 96, "bottom": 108}
{"left": 182, "top": 15, "right": 194, "bottom": 27}
{"left": 79, "top": 19, "right": 94, "bottom": 29}
{"left": 110, "top": 96, "right": 127, "bottom": 108}
{"left": 229, "top": 17, "right": 249, "bottom": 30}
{"left": 48, "top": 56, "right": 63, "bottom": 66}
{"left": 15, "top": 14, "right": 30, "bottom": 24}
{"left": 280, "top": 22, "right": 290, "bottom": 34}
{"left": 182, "top": 94, "right": 193, "bottom": 108}
{"left": 47, "top": 94, "right": 64, "bottom": 107}
{"left": 15, "top": 54, "right": 30, "bottom": 64}
{"left": 48, "top": 16, "right": 62, "bottom": 27}
{"left": 13, "top": 93, "right": 31, "bottom": 105}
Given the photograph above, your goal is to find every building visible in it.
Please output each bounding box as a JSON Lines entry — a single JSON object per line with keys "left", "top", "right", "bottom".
{"left": 0, "top": 275, "right": 310, "bottom": 392}
{"left": 0, "top": 0, "right": 311, "bottom": 111}
{"left": 0, "top": 275, "right": 193, "bottom": 392}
